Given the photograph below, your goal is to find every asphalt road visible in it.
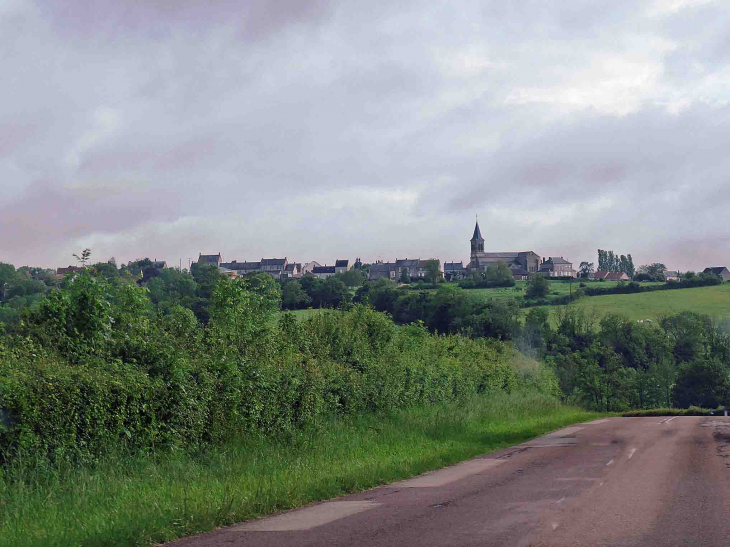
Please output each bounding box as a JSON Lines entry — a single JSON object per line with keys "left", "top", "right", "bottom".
{"left": 172, "top": 417, "right": 730, "bottom": 546}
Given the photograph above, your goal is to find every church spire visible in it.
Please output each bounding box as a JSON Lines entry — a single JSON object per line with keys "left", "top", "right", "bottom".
{"left": 471, "top": 219, "right": 483, "bottom": 242}
{"left": 470, "top": 218, "right": 484, "bottom": 253}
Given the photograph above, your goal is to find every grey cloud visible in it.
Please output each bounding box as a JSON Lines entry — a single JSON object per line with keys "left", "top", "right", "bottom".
{"left": 2, "top": 0, "right": 730, "bottom": 271}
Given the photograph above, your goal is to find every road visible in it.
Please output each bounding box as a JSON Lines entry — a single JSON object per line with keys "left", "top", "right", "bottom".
{"left": 172, "top": 417, "right": 730, "bottom": 546}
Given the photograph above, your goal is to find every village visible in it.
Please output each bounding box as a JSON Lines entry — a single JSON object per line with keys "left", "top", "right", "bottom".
{"left": 85, "top": 220, "right": 727, "bottom": 284}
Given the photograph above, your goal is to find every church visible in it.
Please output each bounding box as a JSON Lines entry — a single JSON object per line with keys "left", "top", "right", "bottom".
{"left": 468, "top": 220, "right": 540, "bottom": 278}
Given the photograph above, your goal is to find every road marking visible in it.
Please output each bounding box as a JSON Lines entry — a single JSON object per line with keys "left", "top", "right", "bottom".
{"left": 552, "top": 522, "right": 559, "bottom": 530}
{"left": 628, "top": 448, "right": 637, "bottom": 459}
{"left": 556, "top": 477, "right": 601, "bottom": 482}
{"left": 585, "top": 418, "right": 611, "bottom": 424}
{"left": 392, "top": 458, "right": 505, "bottom": 487}
{"left": 606, "top": 459, "right": 614, "bottom": 466}
{"left": 232, "top": 501, "right": 381, "bottom": 532}
{"left": 659, "top": 416, "right": 678, "bottom": 424}
{"left": 555, "top": 497, "right": 565, "bottom": 505}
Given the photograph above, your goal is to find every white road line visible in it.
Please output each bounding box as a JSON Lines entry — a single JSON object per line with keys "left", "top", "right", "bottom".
{"left": 628, "top": 448, "right": 637, "bottom": 459}
{"left": 606, "top": 459, "right": 614, "bottom": 466}
{"left": 659, "top": 416, "right": 678, "bottom": 424}
{"left": 666, "top": 416, "right": 677, "bottom": 423}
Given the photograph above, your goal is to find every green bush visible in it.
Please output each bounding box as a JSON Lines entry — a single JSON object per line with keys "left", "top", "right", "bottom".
{"left": 0, "top": 272, "right": 560, "bottom": 464}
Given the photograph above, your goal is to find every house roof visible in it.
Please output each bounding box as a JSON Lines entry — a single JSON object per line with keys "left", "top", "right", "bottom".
{"left": 395, "top": 258, "right": 420, "bottom": 267}
{"left": 221, "top": 261, "right": 261, "bottom": 270}
{"left": 512, "top": 268, "right": 529, "bottom": 276}
{"left": 312, "top": 266, "right": 336, "bottom": 274}
{"left": 594, "top": 270, "right": 609, "bottom": 278}
{"left": 444, "top": 262, "right": 464, "bottom": 271}
{"left": 198, "top": 253, "right": 221, "bottom": 264}
{"left": 665, "top": 271, "right": 680, "bottom": 277}
{"left": 471, "top": 220, "right": 483, "bottom": 241}
{"left": 605, "top": 272, "right": 628, "bottom": 280}
{"left": 261, "top": 258, "right": 286, "bottom": 266}
{"left": 476, "top": 252, "right": 520, "bottom": 259}
{"left": 545, "top": 257, "right": 571, "bottom": 264}
{"left": 335, "top": 259, "right": 348, "bottom": 268}
{"left": 370, "top": 263, "right": 396, "bottom": 273}
{"left": 285, "top": 263, "right": 301, "bottom": 272}
{"left": 704, "top": 267, "right": 729, "bottom": 274}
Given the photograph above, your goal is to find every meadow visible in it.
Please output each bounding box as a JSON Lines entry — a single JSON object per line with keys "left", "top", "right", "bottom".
{"left": 546, "top": 282, "right": 730, "bottom": 323}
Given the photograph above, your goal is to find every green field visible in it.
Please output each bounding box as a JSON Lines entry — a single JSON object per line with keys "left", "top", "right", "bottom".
{"left": 466, "top": 280, "right": 662, "bottom": 301}
{"left": 546, "top": 283, "right": 730, "bottom": 323}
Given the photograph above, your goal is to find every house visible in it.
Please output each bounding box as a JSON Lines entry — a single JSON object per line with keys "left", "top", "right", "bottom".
{"left": 220, "top": 261, "right": 262, "bottom": 276}
{"left": 665, "top": 271, "right": 681, "bottom": 281}
{"left": 444, "top": 262, "right": 466, "bottom": 281}
{"left": 468, "top": 220, "right": 541, "bottom": 275}
{"left": 539, "top": 257, "right": 576, "bottom": 278}
{"left": 395, "top": 258, "right": 421, "bottom": 279}
{"left": 703, "top": 267, "right": 730, "bottom": 281}
{"left": 606, "top": 272, "right": 629, "bottom": 281}
{"left": 302, "top": 261, "right": 321, "bottom": 275}
{"left": 334, "top": 259, "right": 349, "bottom": 274}
{"left": 284, "top": 263, "right": 302, "bottom": 278}
{"left": 151, "top": 260, "right": 167, "bottom": 270}
{"left": 198, "top": 253, "right": 222, "bottom": 268}
{"left": 369, "top": 262, "right": 397, "bottom": 281}
{"left": 311, "top": 265, "right": 336, "bottom": 279}
{"left": 512, "top": 268, "right": 530, "bottom": 281}
{"left": 260, "top": 258, "right": 288, "bottom": 279}
{"left": 57, "top": 266, "right": 81, "bottom": 275}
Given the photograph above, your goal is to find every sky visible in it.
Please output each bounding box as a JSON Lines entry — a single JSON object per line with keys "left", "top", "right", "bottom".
{"left": 2, "top": 0, "right": 730, "bottom": 271}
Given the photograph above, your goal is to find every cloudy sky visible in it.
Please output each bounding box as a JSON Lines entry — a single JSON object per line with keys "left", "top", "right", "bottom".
{"left": 2, "top": 0, "right": 729, "bottom": 270}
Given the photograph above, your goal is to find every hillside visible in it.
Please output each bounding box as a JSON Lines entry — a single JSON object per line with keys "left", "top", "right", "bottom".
{"left": 546, "top": 282, "right": 730, "bottom": 323}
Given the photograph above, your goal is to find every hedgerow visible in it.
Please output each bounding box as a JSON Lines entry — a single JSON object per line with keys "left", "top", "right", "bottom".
{"left": 0, "top": 272, "right": 557, "bottom": 465}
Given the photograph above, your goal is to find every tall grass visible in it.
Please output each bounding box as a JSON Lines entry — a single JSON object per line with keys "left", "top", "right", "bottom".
{"left": 0, "top": 391, "right": 601, "bottom": 547}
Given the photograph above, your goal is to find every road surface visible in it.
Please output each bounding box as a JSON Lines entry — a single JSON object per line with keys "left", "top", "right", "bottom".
{"left": 172, "top": 417, "right": 730, "bottom": 546}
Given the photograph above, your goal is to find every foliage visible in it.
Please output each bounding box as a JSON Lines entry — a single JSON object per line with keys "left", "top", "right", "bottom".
{"left": 424, "top": 260, "right": 442, "bottom": 284}
{"left": 526, "top": 274, "right": 550, "bottom": 299}
{"left": 486, "top": 262, "right": 516, "bottom": 288}
{"left": 597, "top": 250, "right": 634, "bottom": 277}
{"left": 637, "top": 263, "right": 668, "bottom": 282}
{"left": 0, "top": 270, "right": 561, "bottom": 466}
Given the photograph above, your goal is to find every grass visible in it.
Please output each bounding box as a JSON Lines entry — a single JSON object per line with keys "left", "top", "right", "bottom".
{"left": 545, "top": 282, "right": 730, "bottom": 324}
{"left": 0, "top": 391, "right": 602, "bottom": 547}
{"left": 286, "top": 308, "right": 325, "bottom": 320}
{"left": 622, "top": 406, "right": 726, "bottom": 417}
{"left": 466, "top": 279, "right": 663, "bottom": 301}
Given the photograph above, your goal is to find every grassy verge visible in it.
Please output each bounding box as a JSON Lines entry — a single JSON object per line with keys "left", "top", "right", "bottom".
{"left": 622, "top": 406, "right": 726, "bottom": 417}
{"left": 1, "top": 391, "right": 602, "bottom": 547}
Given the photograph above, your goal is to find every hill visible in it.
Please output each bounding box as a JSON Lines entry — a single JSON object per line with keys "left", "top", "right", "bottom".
{"left": 545, "top": 282, "right": 730, "bottom": 323}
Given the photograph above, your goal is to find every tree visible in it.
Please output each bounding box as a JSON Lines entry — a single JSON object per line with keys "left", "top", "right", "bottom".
{"left": 73, "top": 248, "right": 92, "bottom": 267}
{"left": 637, "top": 263, "right": 667, "bottom": 282}
{"left": 578, "top": 262, "right": 594, "bottom": 278}
{"left": 424, "top": 260, "right": 442, "bottom": 284}
{"left": 281, "top": 280, "right": 311, "bottom": 310}
{"left": 339, "top": 268, "right": 366, "bottom": 288}
{"left": 672, "top": 358, "right": 730, "bottom": 409}
{"left": 399, "top": 267, "right": 411, "bottom": 284}
{"left": 486, "top": 262, "right": 515, "bottom": 287}
{"left": 526, "top": 274, "right": 550, "bottom": 299}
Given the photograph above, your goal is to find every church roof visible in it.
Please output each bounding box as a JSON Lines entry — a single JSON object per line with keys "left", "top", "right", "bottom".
{"left": 471, "top": 220, "right": 483, "bottom": 241}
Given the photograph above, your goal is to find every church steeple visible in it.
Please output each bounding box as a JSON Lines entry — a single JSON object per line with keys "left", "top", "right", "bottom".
{"left": 471, "top": 219, "right": 484, "bottom": 253}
